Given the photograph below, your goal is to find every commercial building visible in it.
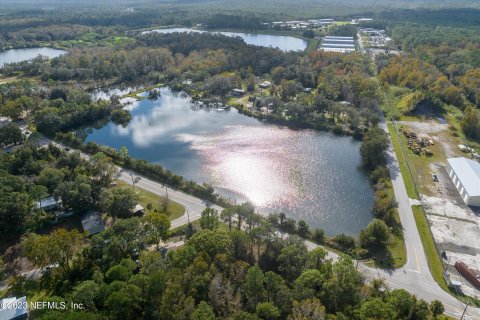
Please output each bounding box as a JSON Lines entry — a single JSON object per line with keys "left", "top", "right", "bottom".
{"left": 446, "top": 157, "right": 480, "bottom": 206}
{"left": 320, "top": 36, "right": 355, "bottom": 53}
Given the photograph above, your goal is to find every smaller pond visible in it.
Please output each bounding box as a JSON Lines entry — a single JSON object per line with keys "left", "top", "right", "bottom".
{"left": 143, "top": 28, "right": 308, "bottom": 52}
{"left": 0, "top": 47, "right": 66, "bottom": 68}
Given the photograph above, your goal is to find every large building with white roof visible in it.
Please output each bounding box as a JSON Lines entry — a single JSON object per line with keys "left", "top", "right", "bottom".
{"left": 320, "top": 36, "right": 356, "bottom": 53}
{"left": 446, "top": 157, "right": 480, "bottom": 206}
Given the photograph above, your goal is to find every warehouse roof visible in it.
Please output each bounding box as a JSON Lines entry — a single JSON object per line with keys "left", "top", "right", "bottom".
{"left": 448, "top": 157, "right": 480, "bottom": 197}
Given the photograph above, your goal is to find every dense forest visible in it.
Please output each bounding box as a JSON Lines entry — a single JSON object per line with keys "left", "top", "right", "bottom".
{"left": 2, "top": 32, "right": 382, "bottom": 135}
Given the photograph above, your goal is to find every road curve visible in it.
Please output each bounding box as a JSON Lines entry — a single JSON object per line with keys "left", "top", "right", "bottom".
{"left": 47, "top": 135, "right": 478, "bottom": 318}
{"left": 379, "top": 121, "right": 478, "bottom": 319}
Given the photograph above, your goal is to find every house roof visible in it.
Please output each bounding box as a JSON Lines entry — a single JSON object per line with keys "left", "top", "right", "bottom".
{"left": 81, "top": 211, "right": 105, "bottom": 236}
{"left": 448, "top": 157, "right": 480, "bottom": 197}
{"left": 35, "top": 196, "right": 62, "bottom": 209}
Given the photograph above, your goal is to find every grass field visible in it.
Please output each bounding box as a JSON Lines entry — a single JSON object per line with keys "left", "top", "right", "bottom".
{"left": 122, "top": 84, "right": 163, "bottom": 100}
{"left": 366, "top": 187, "right": 407, "bottom": 269}
{"left": 305, "top": 38, "right": 320, "bottom": 53}
{"left": 115, "top": 180, "right": 185, "bottom": 221}
{"left": 387, "top": 123, "right": 419, "bottom": 199}
{"left": 412, "top": 205, "right": 449, "bottom": 291}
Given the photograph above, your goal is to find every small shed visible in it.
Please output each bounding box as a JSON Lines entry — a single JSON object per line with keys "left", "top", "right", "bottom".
{"left": 259, "top": 81, "right": 271, "bottom": 89}
{"left": 231, "top": 89, "right": 245, "bottom": 96}
{"left": 81, "top": 211, "right": 105, "bottom": 236}
{"left": 132, "top": 204, "right": 145, "bottom": 216}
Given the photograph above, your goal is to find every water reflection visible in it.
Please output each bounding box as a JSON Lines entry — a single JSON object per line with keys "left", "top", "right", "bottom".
{"left": 0, "top": 47, "right": 66, "bottom": 67}
{"left": 85, "top": 88, "right": 373, "bottom": 235}
{"left": 143, "top": 28, "right": 308, "bottom": 52}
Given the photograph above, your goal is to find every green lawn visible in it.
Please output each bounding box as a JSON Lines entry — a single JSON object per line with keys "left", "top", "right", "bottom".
{"left": 412, "top": 205, "right": 449, "bottom": 291}
{"left": 367, "top": 194, "right": 407, "bottom": 269}
{"left": 122, "top": 84, "right": 163, "bottom": 100}
{"left": 115, "top": 181, "right": 185, "bottom": 221}
{"left": 305, "top": 38, "right": 320, "bottom": 53}
{"left": 387, "top": 123, "right": 419, "bottom": 199}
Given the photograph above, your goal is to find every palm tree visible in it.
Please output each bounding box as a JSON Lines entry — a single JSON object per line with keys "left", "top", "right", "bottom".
{"left": 220, "top": 208, "right": 235, "bottom": 232}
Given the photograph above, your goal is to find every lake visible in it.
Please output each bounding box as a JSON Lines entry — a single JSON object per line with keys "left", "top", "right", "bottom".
{"left": 143, "top": 28, "right": 308, "bottom": 52}
{"left": 0, "top": 47, "right": 66, "bottom": 68}
{"left": 84, "top": 88, "right": 374, "bottom": 235}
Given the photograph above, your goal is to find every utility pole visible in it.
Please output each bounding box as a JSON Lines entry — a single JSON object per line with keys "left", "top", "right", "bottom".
{"left": 130, "top": 171, "right": 135, "bottom": 189}
{"left": 460, "top": 303, "right": 469, "bottom": 320}
{"left": 187, "top": 209, "right": 190, "bottom": 224}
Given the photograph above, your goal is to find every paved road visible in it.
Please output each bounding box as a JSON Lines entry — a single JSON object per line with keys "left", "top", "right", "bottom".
{"left": 357, "top": 30, "right": 366, "bottom": 54}
{"left": 40, "top": 135, "right": 479, "bottom": 318}
{"left": 378, "top": 121, "right": 478, "bottom": 319}
{"left": 116, "top": 169, "right": 223, "bottom": 228}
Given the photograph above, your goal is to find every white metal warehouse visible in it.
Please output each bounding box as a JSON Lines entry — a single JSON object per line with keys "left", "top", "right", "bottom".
{"left": 446, "top": 157, "right": 480, "bottom": 206}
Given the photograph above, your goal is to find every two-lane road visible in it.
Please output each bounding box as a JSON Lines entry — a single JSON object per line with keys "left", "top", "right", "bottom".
{"left": 116, "top": 169, "right": 223, "bottom": 229}
{"left": 43, "top": 135, "right": 479, "bottom": 318}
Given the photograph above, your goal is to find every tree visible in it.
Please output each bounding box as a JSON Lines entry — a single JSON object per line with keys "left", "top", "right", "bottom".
{"left": 244, "top": 265, "right": 266, "bottom": 311}
{"left": 200, "top": 207, "right": 219, "bottom": 230}
{"left": 332, "top": 234, "right": 356, "bottom": 251}
{"left": 192, "top": 301, "right": 216, "bottom": 320}
{"left": 23, "top": 228, "right": 85, "bottom": 274}
{"left": 104, "top": 284, "right": 143, "bottom": 320}
{"left": 69, "top": 280, "right": 100, "bottom": 311}
{"left": 38, "top": 167, "right": 65, "bottom": 193}
{"left": 312, "top": 229, "right": 325, "bottom": 244}
{"left": 264, "top": 271, "right": 292, "bottom": 316}
{"left": 101, "top": 187, "right": 139, "bottom": 218}
{"left": 462, "top": 106, "right": 480, "bottom": 141}
{"left": 0, "top": 123, "right": 23, "bottom": 146}
{"left": 0, "top": 173, "right": 31, "bottom": 237}
{"left": 187, "top": 230, "right": 233, "bottom": 259}
{"left": 430, "top": 300, "right": 444, "bottom": 318}
{"left": 208, "top": 273, "right": 241, "bottom": 317}
{"left": 143, "top": 212, "right": 170, "bottom": 249}
{"left": 322, "top": 256, "right": 363, "bottom": 312}
{"left": 48, "top": 228, "right": 85, "bottom": 273}
{"left": 256, "top": 302, "right": 280, "bottom": 320}
{"left": 221, "top": 207, "right": 235, "bottom": 231}
{"left": 89, "top": 152, "right": 116, "bottom": 188}
{"left": 277, "top": 243, "right": 308, "bottom": 281}
{"left": 289, "top": 298, "right": 326, "bottom": 320}
{"left": 0, "top": 100, "right": 22, "bottom": 120}
{"left": 360, "top": 127, "right": 389, "bottom": 170}
{"left": 358, "top": 298, "right": 397, "bottom": 320}
{"left": 359, "top": 219, "right": 390, "bottom": 248}
{"left": 386, "top": 289, "right": 417, "bottom": 319}
{"left": 22, "top": 233, "right": 52, "bottom": 269}
{"left": 297, "top": 220, "right": 310, "bottom": 238}
{"left": 111, "top": 109, "right": 132, "bottom": 127}
{"left": 293, "top": 269, "right": 323, "bottom": 300}
{"left": 105, "top": 265, "right": 131, "bottom": 282}
{"left": 55, "top": 177, "right": 92, "bottom": 212}
{"left": 306, "top": 248, "right": 328, "bottom": 270}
